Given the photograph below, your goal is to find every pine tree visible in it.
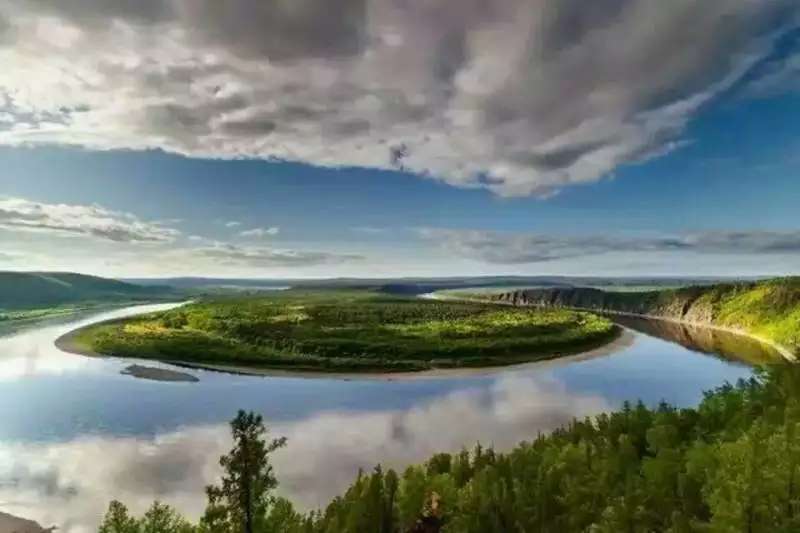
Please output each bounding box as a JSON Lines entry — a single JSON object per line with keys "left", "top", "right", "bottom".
{"left": 99, "top": 501, "right": 139, "bottom": 533}
{"left": 202, "top": 410, "right": 287, "bottom": 533}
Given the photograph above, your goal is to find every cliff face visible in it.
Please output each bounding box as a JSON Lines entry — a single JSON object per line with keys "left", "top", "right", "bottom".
{"left": 492, "top": 278, "right": 800, "bottom": 357}
{"left": 492, "top": 286, "right": 717, "bottom": 324}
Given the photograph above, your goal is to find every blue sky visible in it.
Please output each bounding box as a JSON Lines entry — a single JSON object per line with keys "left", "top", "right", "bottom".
{"left": 1, "top": 2, "right": 799, "bottom": 278}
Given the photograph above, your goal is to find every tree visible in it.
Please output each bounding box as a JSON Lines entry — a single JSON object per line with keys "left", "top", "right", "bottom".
{"left": 99, "top": 501, "right": 139, "bottom": 533}
{"left": 140, "top": 502, "right": 193, "bottom": 533}
{"left": 203, "top": 410, "right": 287, "bottom": 533}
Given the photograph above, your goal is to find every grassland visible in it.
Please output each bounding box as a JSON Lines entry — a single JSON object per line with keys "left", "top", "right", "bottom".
{"left": 66, "top": 290, "right": 618, "bottom": 372}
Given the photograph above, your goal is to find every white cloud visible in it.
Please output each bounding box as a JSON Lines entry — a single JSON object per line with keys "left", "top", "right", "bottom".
{"left": 0, "top": 197, "right": 180, "bottom": 243}
{"left": 186, "top": 241, "right": 362, "bottom": 268}
{"left": 223, "top": 221, "right": 241, "bottom": 228}
{"left": 0, "top": 1, "right": 794, "bottom": 196}
{"left": 743, "top": 51, "right": 800, "bottom": 98}
{"left": 420, "top": 228, "right": 800, "bottom": 264}
{"left": 239, "top": 226, "right": 279, "bottom": 238}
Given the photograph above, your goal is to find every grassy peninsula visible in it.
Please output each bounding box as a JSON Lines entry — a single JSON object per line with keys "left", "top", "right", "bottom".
{"left": 65, "top": 291, "right": 618, "bottom": 373}
{"left": 494, "top": 277, "right": 800, "bottom": 358}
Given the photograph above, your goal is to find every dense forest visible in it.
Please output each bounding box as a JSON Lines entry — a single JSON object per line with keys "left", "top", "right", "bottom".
{"left": 101, "top": 364, "right": 800, "bottom": 532}
{"left": 67, "top": 291, "right": 617, "bottom": 372}
{"left": 494, "top": 277, "right": 800, "bottom": 357}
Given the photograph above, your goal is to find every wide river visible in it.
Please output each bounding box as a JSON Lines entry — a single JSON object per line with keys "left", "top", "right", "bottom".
{"left": 0, "top": 303, "right": 784, "bottom": 532}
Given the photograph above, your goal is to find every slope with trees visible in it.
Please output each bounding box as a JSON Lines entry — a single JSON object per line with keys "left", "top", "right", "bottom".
{"left": 493, "top": 277, "right": 800, "bottom": 358}
{"left": 99, "top": 364, "right": 800, "bottom": 532}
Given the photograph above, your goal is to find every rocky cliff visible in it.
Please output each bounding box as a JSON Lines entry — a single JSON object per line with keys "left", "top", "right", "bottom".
{"left": 492, "top": 278, "right": 800, "bottom": 357}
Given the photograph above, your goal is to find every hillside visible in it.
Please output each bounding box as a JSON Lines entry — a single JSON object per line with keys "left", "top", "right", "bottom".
{"left": 0, "top": 271, "right": 175, "bottom": 310}
{"left": 493, "top": 277, "right": 800, "bottom": 357}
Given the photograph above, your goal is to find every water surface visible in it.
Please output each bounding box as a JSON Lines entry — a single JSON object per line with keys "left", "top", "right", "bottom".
{"left": 0, "top": 304, "right": 781, "bottom": 532}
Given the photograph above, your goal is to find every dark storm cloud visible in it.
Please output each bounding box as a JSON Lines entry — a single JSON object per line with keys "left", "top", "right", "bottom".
{"left": 178, "top": 0, "right": 367, "bottom": 61}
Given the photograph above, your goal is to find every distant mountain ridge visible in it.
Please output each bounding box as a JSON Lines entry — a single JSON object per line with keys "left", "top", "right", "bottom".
{"left": 123, "top": 275, "right": 737, "bottom": 294}
{"left": 0, "top": 271, "right": 175, "bottom": 310}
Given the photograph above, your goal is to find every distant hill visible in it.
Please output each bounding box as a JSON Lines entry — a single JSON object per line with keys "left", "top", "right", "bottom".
{"left": 0, "top": 271, "right": 176, "bottom": 310}
{"left": 123, "top": 275, "right": 736, "bottom": 294}
{"left": 493, "top": 277, "right": 800, "bottom": 357}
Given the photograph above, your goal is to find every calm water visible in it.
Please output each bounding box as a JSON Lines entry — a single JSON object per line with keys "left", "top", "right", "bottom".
{"left": 0, "top": 304, "right": 782, "bottom": 532}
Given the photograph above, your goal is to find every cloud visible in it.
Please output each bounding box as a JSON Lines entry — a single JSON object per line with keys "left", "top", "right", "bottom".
{"left": 0, "top": 1, "right": 795, "bottom": 196}
{"left": 0, "top": 375, "right": 608, "bottom": 530}
{"left": 239, "top": 226, "right": 279, "bottom": 238}
{"left": 189, "top": 242, "right": 362, "bottom": 267}
{"left": 223, "top": 221, "right": 241, "bottom": 228}
{"left": 0, "top": 197, "right": 180, "bottom": 243}
{"left": 420, "top": 228, "right": 800, "bottom": 264}
{"left": 742, "top": 49, "right": 800, "bottom": 98}
{"left": 0, "top": 250, "right": 24, "bottom": 262}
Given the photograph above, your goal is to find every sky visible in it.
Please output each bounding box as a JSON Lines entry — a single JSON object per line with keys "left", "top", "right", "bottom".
{"left": 0, "top": 1, "right": 799, "bottom": 279}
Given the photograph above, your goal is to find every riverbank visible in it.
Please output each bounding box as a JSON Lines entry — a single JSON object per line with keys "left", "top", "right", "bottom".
{"left": 489, "top": 279, "right": 800, "bottom": 363}
{"left": 7, "top": 295, "right": 767, "bottom": 531}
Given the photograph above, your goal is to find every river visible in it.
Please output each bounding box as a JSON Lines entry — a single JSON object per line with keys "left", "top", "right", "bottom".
{"left": 0, "top": 303, "right": 784, "bottom": 532}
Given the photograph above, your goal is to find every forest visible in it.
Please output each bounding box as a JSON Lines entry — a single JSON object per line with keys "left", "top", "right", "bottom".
{"left": 99, "top": 363, "right": 800, "bottom": 532}
{"left": 494, "top": 277, "right": 800, "bottom": 357}
{"left": 68, "top": 291, "right": 617, "bottom": 372}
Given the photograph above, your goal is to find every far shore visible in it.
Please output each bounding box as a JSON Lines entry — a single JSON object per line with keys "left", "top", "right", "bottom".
{"left": 425, "top": 293, "right": 798, "bottom": 363}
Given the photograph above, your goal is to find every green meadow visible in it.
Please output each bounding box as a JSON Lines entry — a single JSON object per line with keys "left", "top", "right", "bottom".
{"left": 70, "top": 290, "right": 618, "bottom": 372}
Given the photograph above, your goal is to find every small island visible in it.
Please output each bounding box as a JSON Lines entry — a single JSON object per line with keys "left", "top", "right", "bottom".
{"left": 120, "top": 364, "right": 200, "bottom": 382}
{"left": 59, "top": 291, "right": 619, "bottom": 373}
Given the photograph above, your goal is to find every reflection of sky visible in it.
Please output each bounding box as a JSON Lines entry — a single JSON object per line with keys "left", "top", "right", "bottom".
{"left": 0, "top": 306, "right": 758, "bottom": 531}
{"left": 1, "top": 375, "right": 611, "bottom": 533}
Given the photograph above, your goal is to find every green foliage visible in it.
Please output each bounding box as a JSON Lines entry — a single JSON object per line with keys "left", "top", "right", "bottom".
{"left": 99, "top": 501, "right": 194, "bottom": 533}
{"left": 502, "top": 277, "right": 800, "bottom": 356}
{"left": 99, "top": 501, "right": 139, "bottom": 533}
{"left": 102, "top": 365, "right": 800, "bottom": 532}
{"left": 203, "top": 410, "right": 287, "bottom": 533}
{"left": 75, "top": 291, "right": 618, "bottom": 372}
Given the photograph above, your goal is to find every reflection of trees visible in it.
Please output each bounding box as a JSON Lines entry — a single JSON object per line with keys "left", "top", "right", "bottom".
{"left": 611, "top": 316, "right": 780, "bottom": 366}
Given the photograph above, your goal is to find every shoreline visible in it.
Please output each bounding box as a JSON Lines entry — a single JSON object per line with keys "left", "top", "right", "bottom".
{"left": 494, "top": 301, "right": 795, "bottom": 363}
{"left": 587, "top": 308, "right": 796, "bottom": 363}
{"left": 54, "top": 313, "right": 627, "bottom": 381}
{"left": 421, "top": 292, "right": 796, "bottom": 363}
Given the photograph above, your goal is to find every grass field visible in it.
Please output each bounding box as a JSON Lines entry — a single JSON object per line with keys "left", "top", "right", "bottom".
{"left": 70, "top": 290, "right": 618, "bottom": 372}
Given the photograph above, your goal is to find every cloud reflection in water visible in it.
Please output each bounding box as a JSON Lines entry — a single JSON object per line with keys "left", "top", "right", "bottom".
{"left": 0, "top": 375, "right": 609, "bottom": 533}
